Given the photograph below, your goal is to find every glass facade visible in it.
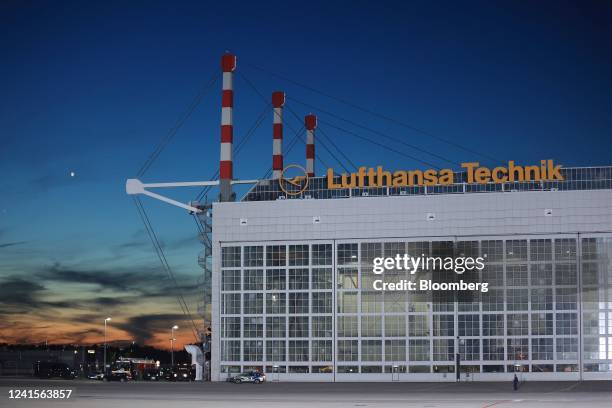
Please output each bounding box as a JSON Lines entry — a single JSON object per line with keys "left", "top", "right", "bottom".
{"left": 218, "top": 236, "right": 612, "bottom": 379}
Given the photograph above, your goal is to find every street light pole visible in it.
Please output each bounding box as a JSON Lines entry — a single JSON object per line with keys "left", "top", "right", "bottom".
{"left": 171, "top": 325, "right": 179, "bottom": 367}
{"left": 104, "top": 317, "right": 111, "bottom": 374}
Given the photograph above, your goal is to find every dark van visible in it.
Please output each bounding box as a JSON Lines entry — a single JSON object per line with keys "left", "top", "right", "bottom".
{"left": 33, "top": 361, "right": 76, "bottom": 379}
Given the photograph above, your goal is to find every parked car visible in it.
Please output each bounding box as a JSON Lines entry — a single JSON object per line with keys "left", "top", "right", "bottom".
{"left": 164, "top": 364, "right": 194, "bottom": 381}
{"left": 87, "top": 372, "right": 105, "bottom": 380}
{"left": 33, "top": 362, "right": 76, "bottom": 379}
{"left": 230, "top": 371, "right": 265, "bottom": 384}
{"left": 105, "top": 370, "right": 132, "bottom": 382}
{"left": 143, "top": 369, "right": 161, "bottom": 381}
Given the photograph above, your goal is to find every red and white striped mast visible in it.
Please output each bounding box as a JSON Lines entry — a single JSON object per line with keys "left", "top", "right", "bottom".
{"left": 126, "top": 53, "right": 259, "bottom": 213}
{"left": 305, "top": 114, "right": 317, "bottom": 177}
{"left": 219, "top": 53, "right": 236, "bottom": 202}
{"left": 272, "top": 92, "right": 285, "bottom": 180}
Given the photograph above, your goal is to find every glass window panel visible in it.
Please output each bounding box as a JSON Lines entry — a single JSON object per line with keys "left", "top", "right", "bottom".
{"left": 458, "top": 315, "right": 479, "bottom": 337}
{"left": 243, "top": 269, "right": 263, "bottom": 291}
{"left": 337, "top": 243, "right": 358, "bottom": 266}
{"left": 288, "top": 340, "right": 309, "bottom": 362}
{"left": 222, "top": 246, "right": 241, "bottom": 268}
{"left": 221, "top": 317, "right": 240, "bottom": 338}
{"left": 361, "top": 340, "right": 382, "bottom": 361}
{"left": 311, "top": 244, "right": 332, "bottom": 266}
{"left": 288, "top": 292, "right": 309, "bottom": 314}
{"left": 531, "top": 263, "right": 553, "bottom": 286}
{"left": 483, "top": 339, "right": 505, "bottom": 360}
{"left": 243, "top": 340, "right": 263, "bottom": 361}
{"left": 409, "top": 339, "right": 430, "bottom": 361}
{"left": 311, "top": 340, "right": 332, "bottom": 362}
{"left": 482, "top": 314, "right": 504, "bottom": 336}
{"left": 266, "top": 293, "right": 286, "bottom": 314}
{"left": 289, "top": 268, "right": 309, "bottom": 290}
{"left": 266, "top": 245, "right": 286, "bottom": 266}
{"left": 506, "top": 314, "right": 528, "bottom": 336}
{"left": 530, "top": 239, "right": 552, "bottom": 261}
{"left": 433, "top": 315, "right": 454, "bottom": 337}
{"left": 385, "top": 339, "right": 406, "bottom": 361}
{"left": 361, "top": 315, "right": 382, "bottom": 337}
{"left": 266, "top": 269, "right": 286, "bottom": 290}
{"left": 266, "top": 340, "right": 286, "bottom": 361}
{"left": 266, "top": 316, "right": 286, "bottom": 338}
{"left": 312, "top": 316, "right": 333, "bottom": 338}
{"left": 409, "top": 315, "right": 430, "bottom": 337}
{"left": 312, "top": 267, "right": 332, "bottom": 289}
{"left": 385, "top": 315, "right": 406, "bottom": 337}
{"left": 289, "top": 316, "right": 309, "bottom": 338}
{"left": 311, "top": 292, "right": 332, "bottom": 314}
{"left": 338, "top": 316, "right": 358, "bottom": 337}
{"left": 337, "top": 340, "right": 358, "bottom": 361}
{"left": 288, "top": 245, "right": 309, "bottom": 266}
{"left": 244, "top": 246, "right": 263, "bottom": 267}
{"left": 243, "top": 293, "right": 263, "bottom": 314}
{"left": 222, "top": 270, "right": 241, "bottom": 291}
{"left": 243, "top": 317, "right": 263, "bottom": 337}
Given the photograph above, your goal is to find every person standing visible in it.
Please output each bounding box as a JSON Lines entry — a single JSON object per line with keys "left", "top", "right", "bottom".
{"left": 513, "top": 374, "right": 519, "bottom": 391}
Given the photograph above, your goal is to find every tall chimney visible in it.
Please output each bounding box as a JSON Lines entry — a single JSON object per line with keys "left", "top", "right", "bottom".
{"left": 219, "top": 53, "right": 236, "bottom": 202}
{"left": 271, "top": 91, "right": 285, "bottom": 179}
{"left": 305, "top": 114, "right": 317, "bottom": 177}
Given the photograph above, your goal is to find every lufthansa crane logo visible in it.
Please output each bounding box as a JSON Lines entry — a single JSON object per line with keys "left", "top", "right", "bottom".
{"left": 279, "top": 164, "right": 309, "bottom": 196}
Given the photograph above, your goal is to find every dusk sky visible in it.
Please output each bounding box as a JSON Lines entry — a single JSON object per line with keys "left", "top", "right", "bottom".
{"left": 1, "top": 0, "right": 611, "bottom": 349}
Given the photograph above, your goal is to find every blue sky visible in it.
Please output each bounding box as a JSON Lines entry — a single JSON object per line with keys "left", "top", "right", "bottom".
{"left": 1, "top": 0, "right": 611, "bottom": 346}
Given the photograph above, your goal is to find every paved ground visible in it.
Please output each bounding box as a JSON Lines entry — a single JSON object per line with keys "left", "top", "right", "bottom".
{"left": 1, "top": 378, "right": 612, "bottom": 407}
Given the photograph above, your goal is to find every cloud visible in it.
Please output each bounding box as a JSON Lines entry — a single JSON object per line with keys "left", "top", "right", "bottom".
{"left": 37, "top": 262, "right": 165, "bottom": 292}
{"left": 0, "top": 277, "right": 46, "bottom": 308}
{"left": 113, "top": 313, "right": 193, "bottom": 344}
{"left": 0, "top": 241, "right": 27, "bottom": 249}
{"left": 111, "top": 230, "right": 200, "bottom": 256}
{"left": 0, "top": 259, "right": 202, "bottom": 345}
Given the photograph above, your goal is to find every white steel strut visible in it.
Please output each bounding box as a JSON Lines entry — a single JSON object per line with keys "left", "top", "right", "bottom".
{"left": 125, "top": 178, "right": 259, "bottom": 213}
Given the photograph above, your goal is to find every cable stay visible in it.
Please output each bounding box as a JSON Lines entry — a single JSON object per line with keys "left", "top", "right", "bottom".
{"left": 132, "top": 197, "right": 200, "bottom": 342}
{"left": 194, "top": 103, "right": 271, "bottom": 202}
{"left": 136, "top": 73, "right": 220, "bottom": 178}
{"left": 243, "top": 62, "right": 503, "bottom": 166}
{"left": 318, "top": 119, "right": 441, "bottom": 169}
{"left": 287, "top": 96, "right": 461, "bottom": 168}
{"left": 239, "top": 71, "right": 347, "bottom": 174}
{"left": 285, "top": 104, "right": 356, "bottom": 173}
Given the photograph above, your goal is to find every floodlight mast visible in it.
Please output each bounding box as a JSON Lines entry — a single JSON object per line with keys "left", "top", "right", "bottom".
{"left": 125, "top": 178, "right": 259, "bottom": 213}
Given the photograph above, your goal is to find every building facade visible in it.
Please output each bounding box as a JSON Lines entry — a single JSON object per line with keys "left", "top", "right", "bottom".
{"left": 211, "top": 167, "right": 612, "bottom": 381}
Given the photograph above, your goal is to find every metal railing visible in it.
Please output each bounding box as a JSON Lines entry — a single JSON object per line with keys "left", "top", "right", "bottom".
{"left": 242, "top": 166, "right": 612, "bottom": 202}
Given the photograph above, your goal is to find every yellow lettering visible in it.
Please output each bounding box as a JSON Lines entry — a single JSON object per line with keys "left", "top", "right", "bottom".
{"left": 357, "top": 167, "right": 367, "bottom": 186}
{"left": 508, "top": 161, "right": 524, "bottom": 182}
{"left": 327, "top": 168, "right": 341, "bottom": 188}
{"left": 376, "top": 166, "right": 392, "bottom": 187}
{"left": 341, "top": 173, "right": 357, "bottom": 188}
{"left": 492, "top": 166, "right": 508, "bottom": 183}
{"left": 367, "top": 168, "right": 376, "bottom": 187}
{"left": 393, "top": 171, "right": 407, "bottom": 187}
{"left": 407, "top": 170, "right": 423, "bottom": 186}
{"left": 438, "top": 169, "right": 453, "bottom": 185}
{"left": 548, "top": 160, "right": 564, "bottom": 181}
{"left": 461, "top": 162, "right": 479, "bottom": 183}
{"left": 524, "top": 165, "right": 540, "bottom": 181}
{"left": 474, "top": 167, "right": 491, "bottom": 183}
{"left": 424, "top": 169, "right": 438, "bottom": 186}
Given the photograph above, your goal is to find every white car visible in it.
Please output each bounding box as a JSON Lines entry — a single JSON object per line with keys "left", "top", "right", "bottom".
{"left": 230, "top": 371, "right": 266, "bottom": 384}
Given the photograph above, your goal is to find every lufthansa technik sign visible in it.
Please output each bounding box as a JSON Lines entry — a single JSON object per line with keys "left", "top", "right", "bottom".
{"left": 327, "top": 160, "right": 563, "bottom": 189}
